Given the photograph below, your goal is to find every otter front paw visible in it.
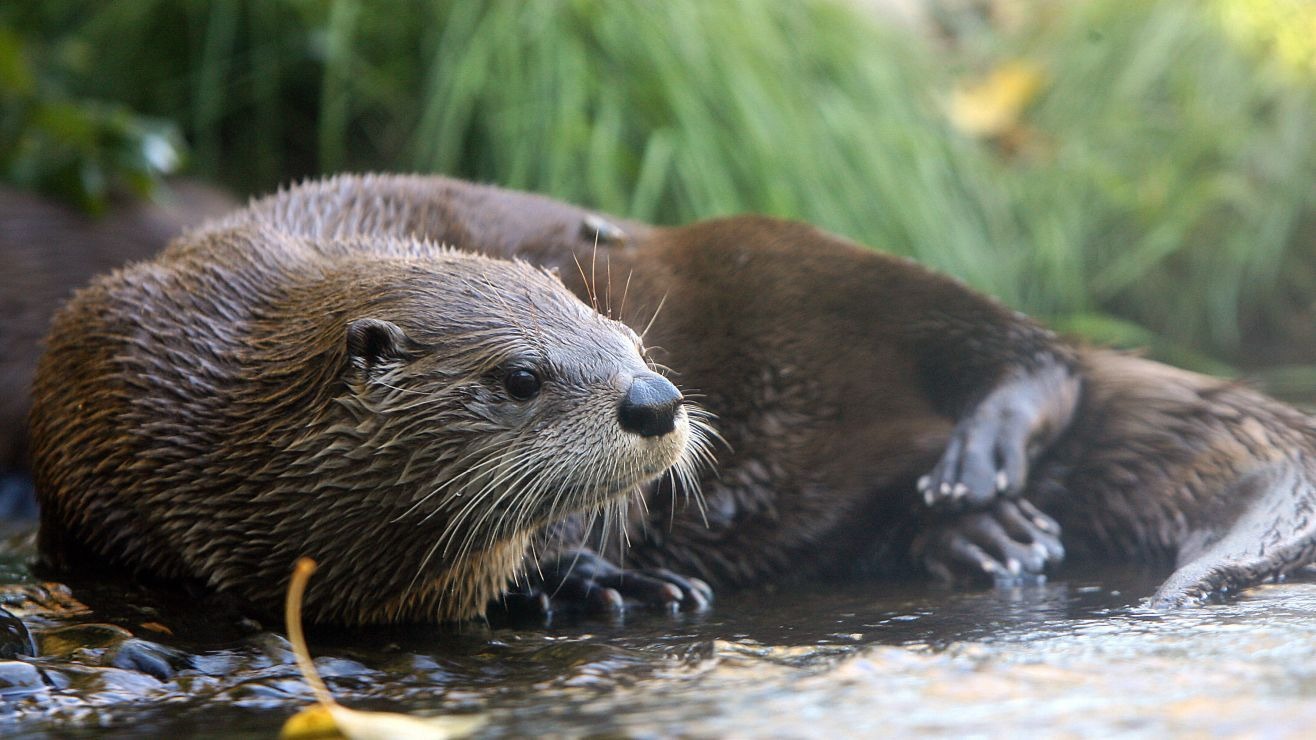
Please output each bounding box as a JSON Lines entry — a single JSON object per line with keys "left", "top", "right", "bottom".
{"left": 494, "top": 549, "right": 712, "bottom": 621}
{"left": 919, "top": 398, "right": 1034, "bottom": 509}
{"left": 920, "top": 365, "right": 1079, "bottom": 509}
{"left": 914, "top": 499, "right": 1064, "bottom": 585}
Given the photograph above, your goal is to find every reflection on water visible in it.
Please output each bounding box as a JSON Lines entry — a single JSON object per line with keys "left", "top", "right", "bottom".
{"left": 4, "top": 526, "right": 1316, "bottom": 737}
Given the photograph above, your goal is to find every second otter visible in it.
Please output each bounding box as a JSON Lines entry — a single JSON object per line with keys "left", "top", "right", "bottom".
{"left": 218, "top": 175, "right": 1316, "bottom": 609}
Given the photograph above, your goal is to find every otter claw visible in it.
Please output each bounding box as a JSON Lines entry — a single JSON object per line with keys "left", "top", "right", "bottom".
{"left": 921, "top": 411, "right": 1025, "bottom": 509}
{"left": 913, "top": 499, "right": 1065, "bottom": 586}
{"left": 1016, "top": 498, "right": 1062, "bottom": 536}
{"left": 509, "top": 549, "right": 713, "bottom": 620}
{"left": 590, "top": 587, "right": 625, "bottom": 613}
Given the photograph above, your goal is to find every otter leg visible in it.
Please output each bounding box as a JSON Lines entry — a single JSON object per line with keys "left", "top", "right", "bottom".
{"left": 1151, "top": 464, "right": 1316, "bottom": 607}
{"left": 913, "top": 499, "right": 1065, "bottom": 584}
{"left": 501, "top": 549, "right": 712, "bottom": 619}
{"left": 920, "top": 362, "right": 1080, "bottom": 510}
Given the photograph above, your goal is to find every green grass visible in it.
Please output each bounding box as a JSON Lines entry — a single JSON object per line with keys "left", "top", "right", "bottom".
{"left": 2, "top": 0, "right": 1313, "bottom": 370}
{"left": 1001, "top": 1, "right": 1316, "bottom": 354}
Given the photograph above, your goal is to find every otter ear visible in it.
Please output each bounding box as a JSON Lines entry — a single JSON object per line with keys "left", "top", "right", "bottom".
{"left": 346, "top": 318, "right": 414, "bottom": 378}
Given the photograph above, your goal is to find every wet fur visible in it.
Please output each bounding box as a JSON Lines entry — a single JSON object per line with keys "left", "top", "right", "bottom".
{"left": 31, "top": 222, "right": 707, "bottom": 624}
{"left": 220, "top": 174, "right": 1316, "bottom": 605}
{"left": 1032, "top": 353, "right": 1316, "bottom": 605}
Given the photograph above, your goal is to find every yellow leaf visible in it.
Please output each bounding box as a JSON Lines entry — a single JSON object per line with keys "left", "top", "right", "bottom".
{"left": 280, "top": 558, "right": 486, "bottom": 740}
{"left": 281, "top": 705, "right": 342, "bottom": 739}
{"left": 947, "top": 61, "right": 1046, "bottom": 138}
{"left": 281, "top": 704, "right": 485, "bottom": 740}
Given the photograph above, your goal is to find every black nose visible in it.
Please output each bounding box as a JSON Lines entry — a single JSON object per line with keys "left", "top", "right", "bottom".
{"left": 618, "top": 372, "right": 683, "bottom": 437}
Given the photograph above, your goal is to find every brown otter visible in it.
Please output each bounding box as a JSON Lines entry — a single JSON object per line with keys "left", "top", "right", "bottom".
{"left": 203, "top": 174, "right": 1316, "bottom": 609}
{"left": 1, "top": 181, "right": 236, "bottom": 476}
{"left": 29, "top": 223, "right": 713, "bottom": 624}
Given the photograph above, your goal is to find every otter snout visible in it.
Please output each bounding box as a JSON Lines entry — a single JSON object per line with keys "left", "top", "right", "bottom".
{"left": 618, "top": 372, "right": 683, "bottom": 437}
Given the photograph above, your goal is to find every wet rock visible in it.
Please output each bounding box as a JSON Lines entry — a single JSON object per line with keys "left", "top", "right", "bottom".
{"left": 0, "top": 606, "right": 35, "bottom": 658}
{"left": 0, "top": 660, "right": 45, "bottom": 694}
{"left": 314, "top": 656, "right": 372, "bottom": 680}
{"left": 68, "top": 664, "right": 166, "bottom": 698}
{"left": 107, "top": 638, "right": 194, "bottom": 680}
{"left": 245, "top": 631, "right": 297, "bottom": 667}
{"left": 38, "top": 622, "right": 135, "bottom": 657}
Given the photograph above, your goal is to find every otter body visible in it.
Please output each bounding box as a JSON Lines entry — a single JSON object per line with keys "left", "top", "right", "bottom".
{"left": 32, "top": 174, "right": 1316, "bottom": 618}
{"left": 30, "top": 222, "right": 706, "bottom": 624}
{"left": 214, "top": 175, "right": 1316, "bottom": 606}
{"left": 1, "top": 182, "right": 235, "bottom": 474}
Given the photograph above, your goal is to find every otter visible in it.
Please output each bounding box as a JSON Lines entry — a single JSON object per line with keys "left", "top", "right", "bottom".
{"left": 1, "top": 181, "right": 236, "bottom": 477}
{"left": 197, "top": 174, "right": 1315, "bottom": 609}
{"left": 29, "top": 224, "right": 713, "bottom": 624}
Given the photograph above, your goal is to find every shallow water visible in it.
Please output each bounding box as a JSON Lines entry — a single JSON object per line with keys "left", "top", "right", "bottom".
{"left": 4, "top": 525, "right": 1316, "bottom": 738}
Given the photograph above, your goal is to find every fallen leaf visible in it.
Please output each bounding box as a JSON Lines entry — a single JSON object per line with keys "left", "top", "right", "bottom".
{"left": 279, "top": 558, "right": 485, "bottom": 740}
{"left": 281, "top": 704, "right": 486, "bottom": 740}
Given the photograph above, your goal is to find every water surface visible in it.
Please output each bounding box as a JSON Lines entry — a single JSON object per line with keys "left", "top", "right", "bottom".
{"left": 4, "top": 524, "right": 1316, "bottom": 738}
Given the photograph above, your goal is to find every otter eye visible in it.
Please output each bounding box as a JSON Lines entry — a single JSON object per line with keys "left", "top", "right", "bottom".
{"left": 504, "top": 368, "right": 541, "bottom": 401}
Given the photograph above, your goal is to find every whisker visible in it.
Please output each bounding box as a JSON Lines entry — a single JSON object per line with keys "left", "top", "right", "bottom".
{"left": 571, "top": 251, "right": 599, "bottom": 313}
{"left": 619, "top": 270, "right": 634, "bottom": 323}
{"left": 641, "top": 290, "right": 670, "bottom": 340}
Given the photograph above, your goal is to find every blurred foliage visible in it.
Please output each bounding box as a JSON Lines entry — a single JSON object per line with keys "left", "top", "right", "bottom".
{"left": 976, "top": 0, "right": 1316, "bottom": 361}
{"left": 1, "top": 0, "right": 1313, "bottom": 365}
{"left": 0, "top": 24, "right": 184, "bottom": 213}
{"left": 1218, "top": 0, "right": 1316, "bottom": 78}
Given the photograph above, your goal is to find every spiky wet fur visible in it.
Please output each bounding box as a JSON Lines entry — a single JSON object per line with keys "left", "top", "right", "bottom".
{"left": 30, "top": 224, "right": 708, "bottom": 624}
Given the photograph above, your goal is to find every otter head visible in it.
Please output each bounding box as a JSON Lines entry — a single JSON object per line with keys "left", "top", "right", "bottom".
{"left": 304, "top": 250, "right": 712, "bottom": 621}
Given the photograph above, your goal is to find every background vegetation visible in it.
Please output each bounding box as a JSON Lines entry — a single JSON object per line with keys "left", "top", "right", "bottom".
{"left": 2, "top": 0, "right": 1313, "bottom": 379}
